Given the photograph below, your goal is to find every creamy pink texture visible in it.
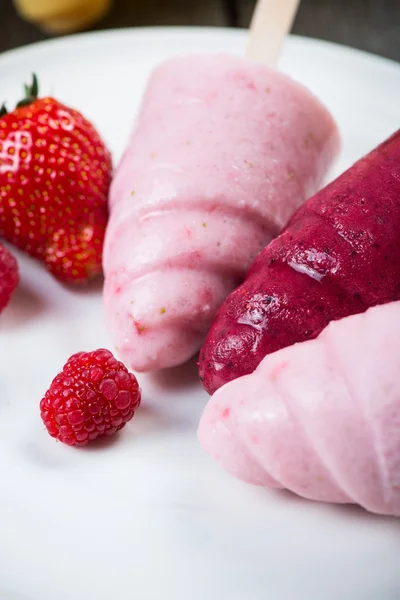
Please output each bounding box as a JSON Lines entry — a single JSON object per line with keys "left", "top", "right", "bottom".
{"left": 104, "top": 54, "right": 339, "bottom": 372}
{"left": 198, "top": 301, "right": 400, "bottom": 516}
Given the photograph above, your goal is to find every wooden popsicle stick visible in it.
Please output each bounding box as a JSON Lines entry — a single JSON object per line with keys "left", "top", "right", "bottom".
{"left": 246, "top": 0, "right": 301, "bottom": 67}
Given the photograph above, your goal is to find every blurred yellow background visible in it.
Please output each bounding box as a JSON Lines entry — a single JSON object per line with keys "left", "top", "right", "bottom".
{"left": 14, "top": 0, "right": 112, "bottom": 33}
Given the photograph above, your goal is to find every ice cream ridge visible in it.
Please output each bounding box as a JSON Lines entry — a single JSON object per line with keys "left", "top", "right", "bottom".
{"left": 198, "top": 300, "right": 400, "bottom": 517}
{"left": 103, "top": 52, "right": 339, "bottom": 372}
{"left": 199, "top": 129, "right": 400, "bottom": 394}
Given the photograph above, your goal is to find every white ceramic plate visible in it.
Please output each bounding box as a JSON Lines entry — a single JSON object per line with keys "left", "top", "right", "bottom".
{"left": 1, "top": 27, "right": 400, "bottom": 600}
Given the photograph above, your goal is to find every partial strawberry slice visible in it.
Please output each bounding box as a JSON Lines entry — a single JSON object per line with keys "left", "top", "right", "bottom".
{"left": 0, "top": 242, "right": 19, "bottom": 313}
{"left": 0, "top": 75, "right": 112, "bottom": 284}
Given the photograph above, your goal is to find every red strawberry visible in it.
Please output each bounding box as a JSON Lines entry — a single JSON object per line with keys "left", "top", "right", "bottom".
{"left": 40, "top": 348, "right": 141, "bottom": 446}
{"left": 0, "top": 75, "right": 112, "bottom": 283}
{"left": 0, "top": 241, "right": 19, "bottom": 312}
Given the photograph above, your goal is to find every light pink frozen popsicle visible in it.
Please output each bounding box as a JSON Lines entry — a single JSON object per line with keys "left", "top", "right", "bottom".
{"left": 198, "top": 300, "right": 400, "bottom": 516}
{"left": 103, "top": 54, "right": 339, "bottom": 372}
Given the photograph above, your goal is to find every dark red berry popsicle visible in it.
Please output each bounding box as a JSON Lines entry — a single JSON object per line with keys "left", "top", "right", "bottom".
{"left": 199, "top": 129, "right": 400, "bottom": 394}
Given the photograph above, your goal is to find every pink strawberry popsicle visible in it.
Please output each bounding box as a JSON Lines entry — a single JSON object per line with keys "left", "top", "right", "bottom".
{"left": 103, "top": 54, "right": 339, "bottom": 372}
{"left": 199, "top": 129, "right": 400, "bottom": 394}
{"left": 198, "top": 300, "right": 400, "bottom": 517}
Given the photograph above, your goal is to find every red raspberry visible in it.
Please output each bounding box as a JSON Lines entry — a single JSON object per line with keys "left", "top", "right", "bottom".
{"left": 0, "top": 242, "right": 19, "bottom": 313}
{"left": 40, "top": 349, "right": 141, "bottom": 446}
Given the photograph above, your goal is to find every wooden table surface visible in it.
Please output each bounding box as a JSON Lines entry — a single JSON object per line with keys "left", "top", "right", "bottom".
{"left": 1, "top": 0, "right": 400, "bottom": 62}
